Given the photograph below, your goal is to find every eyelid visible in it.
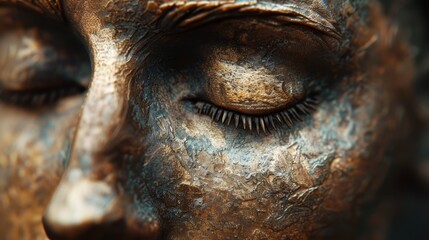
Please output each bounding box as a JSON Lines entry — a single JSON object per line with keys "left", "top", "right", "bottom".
{"left": 205, "top": 60, "right": 306, "bottom": 115}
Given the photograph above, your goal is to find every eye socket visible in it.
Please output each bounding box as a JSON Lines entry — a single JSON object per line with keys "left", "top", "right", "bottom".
{"left": 0, "top": 6, "right": 91, "bottom": 108}
{"left": 148, "top": 18, "right": 341, "bottom": 134}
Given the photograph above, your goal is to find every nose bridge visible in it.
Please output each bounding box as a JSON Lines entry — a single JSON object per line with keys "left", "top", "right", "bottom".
{"left": 43, "top": 29, "right": 136, "bottom": 238}
{"left": 71, "top": 29, "right": 129, "bottom": 172}
{"left": 59, "top": 28, "right": 129, "bottom": 186}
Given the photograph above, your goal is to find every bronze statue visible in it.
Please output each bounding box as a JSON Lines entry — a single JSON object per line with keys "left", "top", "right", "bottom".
{"left": 0, "top": 0, "right": 427, "bottom": 239}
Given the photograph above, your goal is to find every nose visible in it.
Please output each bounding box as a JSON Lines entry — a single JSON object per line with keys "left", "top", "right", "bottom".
{"left": 42, "top": 169, "right": 124, "bottom": 239}
{"left": 43, "top": 29, "right": 160, "bottom": 239}
{"left": 43, "top": 168, "right": 160, "bottom": 240}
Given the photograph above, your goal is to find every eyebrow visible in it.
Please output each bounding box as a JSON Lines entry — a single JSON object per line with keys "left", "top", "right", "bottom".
{"left": 0, "top": 0, "right": 64, "bottom": 21}
{"left": 153, "top": 1, "right": 341, "bottom": 39}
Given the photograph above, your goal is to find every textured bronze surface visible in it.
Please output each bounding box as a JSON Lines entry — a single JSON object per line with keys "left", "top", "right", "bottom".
{"left": 0, "top": 0, "right": 426, "bottom": 239}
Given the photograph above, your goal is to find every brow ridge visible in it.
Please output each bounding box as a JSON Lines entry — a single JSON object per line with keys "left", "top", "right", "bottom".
{"left": 154, "top": 1, "right": 341, "bottom": 39}
{"left": 0, "top": 0, "right": 64, "bottom": 21}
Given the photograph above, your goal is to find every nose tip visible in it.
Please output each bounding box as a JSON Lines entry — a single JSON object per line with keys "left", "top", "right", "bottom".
{"left": 43, "top": 168, "right": 162, "bottom": 240}
{"left": 43, "top": 169, "right": 124, "bottom": 240}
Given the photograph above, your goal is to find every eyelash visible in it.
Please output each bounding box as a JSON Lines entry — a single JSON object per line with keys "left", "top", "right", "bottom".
{"left": 0, "top": 84, "right": 86, "bottom": 108}
{"left": 195, "top": 96, "right": 318, "bottom": 134}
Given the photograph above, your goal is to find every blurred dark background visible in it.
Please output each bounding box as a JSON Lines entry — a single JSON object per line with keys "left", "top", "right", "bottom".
{"left": 379, "top": 0, "right": 429, "bottom": 239}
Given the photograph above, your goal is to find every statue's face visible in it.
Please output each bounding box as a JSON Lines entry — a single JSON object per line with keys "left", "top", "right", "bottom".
{"left": 0, "top": 0, "right": 413, "bottom": 239}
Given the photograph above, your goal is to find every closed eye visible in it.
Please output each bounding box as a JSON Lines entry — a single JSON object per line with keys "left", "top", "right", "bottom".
{"left": 0, "top": 6, "right": 90, "bottom": 109}
{"left": 193, "top": 96, "right": 319, "bottom": 135}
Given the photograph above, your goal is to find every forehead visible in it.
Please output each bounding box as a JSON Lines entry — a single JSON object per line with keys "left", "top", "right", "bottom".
{"left": 0, "top": 0, "right": 367, "bottom": 53}
{"left": 0, "top": 0, "right": 363, "bottom": 22}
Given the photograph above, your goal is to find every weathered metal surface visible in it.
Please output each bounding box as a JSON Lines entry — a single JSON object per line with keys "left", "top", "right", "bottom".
{"left": 0, "top": 0, "right": 423, "bottom": 239}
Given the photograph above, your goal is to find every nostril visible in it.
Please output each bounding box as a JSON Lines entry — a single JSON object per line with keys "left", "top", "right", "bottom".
{"left": 42, "top": 217, "right": 63, "bottom": 240}
{"left": 43, "top": 216, "right": 128, "bottom": 240}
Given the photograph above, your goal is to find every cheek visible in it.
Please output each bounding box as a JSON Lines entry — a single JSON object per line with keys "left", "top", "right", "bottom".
{"left": 293, "top": 82, "right": 398, "bottom": 226}
{"left": 129, "top": 62, "right": 399, "bottom": 237}
{"left": 0, "top": 97, "right": 82, "bottom": 239}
